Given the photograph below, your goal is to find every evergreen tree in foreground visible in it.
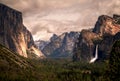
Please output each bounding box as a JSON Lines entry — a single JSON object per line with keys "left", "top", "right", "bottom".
{"left": 109, "top": 40, "right": 120, "bottom": 81}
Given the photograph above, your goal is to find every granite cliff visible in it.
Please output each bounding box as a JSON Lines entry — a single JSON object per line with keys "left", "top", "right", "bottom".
{"left": 0, "top": 3, "right": 44, "bottom": 58}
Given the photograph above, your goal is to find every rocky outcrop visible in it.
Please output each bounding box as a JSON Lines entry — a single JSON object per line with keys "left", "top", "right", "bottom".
{"left": 73, "top": 15, "right": 120, "bottom": 62}
{"left": 42, "top": 32, "right": 79, "bottom": 57}
{"left": 0, "top": 3, "right": 44, "bottom": 58}
{"left": 93, "top": 15, "right": 120, "bottom": 36}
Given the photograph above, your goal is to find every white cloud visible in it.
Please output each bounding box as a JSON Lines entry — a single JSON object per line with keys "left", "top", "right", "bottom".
{"left": 1, "top": 0, "right": 120, "bottom": 41}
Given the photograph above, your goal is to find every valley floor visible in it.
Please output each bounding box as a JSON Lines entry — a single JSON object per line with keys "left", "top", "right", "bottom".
{"left": 0, "top": 57, "right": 108, "bottom": 81}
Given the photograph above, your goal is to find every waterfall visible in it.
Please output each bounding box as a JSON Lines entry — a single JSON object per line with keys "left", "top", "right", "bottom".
{"left": 89, "top": 45, "right": 98, "bottom": 63}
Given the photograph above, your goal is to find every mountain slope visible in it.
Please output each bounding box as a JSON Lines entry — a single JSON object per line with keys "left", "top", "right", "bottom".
{"left": 0, "top": 44, "right": 30, "bottom": 70}
{"left": 0, "top": 44, "right": 44, "bottom": 81}
{"left": 0, "top": 44, "right": 32, "bottom": 80}
{"left": 0, "top": 3, "right": 44, "bottom": 58}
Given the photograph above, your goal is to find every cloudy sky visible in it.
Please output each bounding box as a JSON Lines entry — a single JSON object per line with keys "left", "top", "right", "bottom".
{"left": 1, "top": 0, "right": 120, "bottom": 41}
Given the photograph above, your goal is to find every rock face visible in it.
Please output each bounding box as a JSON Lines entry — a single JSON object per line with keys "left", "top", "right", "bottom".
{"left": 0, "top": 3, "right": 44, "bottom": 58}
{"left": 73, "top": 15, "right": 120, "bottom": 62}
{"left": 42, "top": 32, "right": 79, "bottom": 57}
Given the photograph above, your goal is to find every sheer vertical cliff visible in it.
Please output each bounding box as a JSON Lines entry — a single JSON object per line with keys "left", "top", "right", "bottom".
{"left": 0, "top": 3, "right": 44, "bottom": 58}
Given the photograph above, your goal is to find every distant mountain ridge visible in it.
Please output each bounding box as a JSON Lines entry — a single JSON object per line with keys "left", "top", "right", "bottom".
{"left": 0, "top": 3, "right": 44, "bottom": 58}
{"left": 42, "top": 32, "right": 79, "bottom": 57}
{"left": 35, "top": 40, "right": 49, "bottom": 50}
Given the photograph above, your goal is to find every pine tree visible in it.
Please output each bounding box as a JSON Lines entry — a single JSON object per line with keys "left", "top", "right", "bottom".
{"left": 108, "top": 40, "right": 120, "bottom": 81}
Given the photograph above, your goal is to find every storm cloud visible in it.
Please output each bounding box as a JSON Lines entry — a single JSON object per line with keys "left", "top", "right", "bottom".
{"left": 0, "top": 0, "right": 120, "bottom": 40}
